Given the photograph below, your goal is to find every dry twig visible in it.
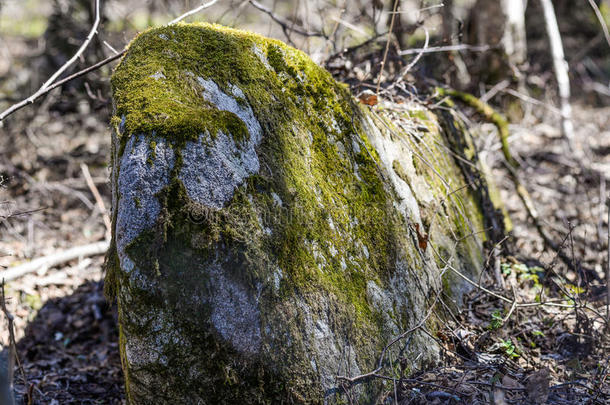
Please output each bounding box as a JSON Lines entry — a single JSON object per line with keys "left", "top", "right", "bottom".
{"left": 376, "top": 0, "right": 399, "bottom": 95}
{"left": 399, "top": 27, "right": 429, "bottom": 77}
{"left": 398, "top": 43, "right": 494, "bottom": 56}
{"left": 168, "top": 0, "right": 220, "bottom": 25}
{"left": 80, "top": 163, "right": 111, "bottom": 241}
{"left": 247, "top": 0, "right": 326, "bottom": 38}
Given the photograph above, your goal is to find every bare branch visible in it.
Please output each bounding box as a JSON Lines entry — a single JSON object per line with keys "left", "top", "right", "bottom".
{"left": 0, "top": 51, "right": 125, "bottom": 122}
{"left": 398, "top": 43, "right": 494, "bottom": 56}
{"left": 168, "top": 0, "right": 220, "bottom": 25}
{"left": 0, "top": 0, "right": 101, "bottom": 122}
{"left": 248, "top": 0, "right": 326, "bottom": 38}
{"left": 42, "top": 0, "right": 101, "bottom": 91}
{"left": 102, "top": 40, "right": 120, "bottom": 55}
{"left": 0, "top": 0, "right": 223, "bottom": 123}
{"left": 0, "top": 241, "right": 109, "bottom": 282}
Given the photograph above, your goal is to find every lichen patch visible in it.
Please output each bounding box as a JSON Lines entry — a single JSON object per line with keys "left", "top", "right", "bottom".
{"left": 252, "top": 44, "right": 272, "bottom": 70}
{"left": 149, "top": 71, "right": 166, "bottom": 80}
{"left": 362, "top": 114, "right": 423, "bottom": 226}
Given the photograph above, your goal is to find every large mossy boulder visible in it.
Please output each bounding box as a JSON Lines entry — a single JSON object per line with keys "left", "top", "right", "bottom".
{"left": 107, "top": 23, "right": 507, "bottom": 403}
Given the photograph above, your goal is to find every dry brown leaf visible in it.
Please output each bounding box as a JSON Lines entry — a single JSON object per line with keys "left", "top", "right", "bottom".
{"left": 357, "top": 90, "right": 378, "bottom": 106}
{"left": 525, "top": 368, "right": 550, "bottom": 404}
{"left": 501, "top": 374, "right": 523, "bottom": 390}
{"left": 414, "top": 223, "right": 429, "bottom": 251}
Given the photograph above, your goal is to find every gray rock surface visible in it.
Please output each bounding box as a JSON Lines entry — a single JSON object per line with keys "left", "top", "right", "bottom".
{"left": 107, "top": 23, "right": 506, "bottom": 404}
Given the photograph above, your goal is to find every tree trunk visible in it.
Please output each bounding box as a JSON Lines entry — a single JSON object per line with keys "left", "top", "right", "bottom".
{"left": 539, "top": 0, "right": 575, "bottom": 147}
{"left": 467, "top": 0, "right": 527, "bottom": 82}
{"left": 501, "top": 0, "right": 528, "bottom": 67}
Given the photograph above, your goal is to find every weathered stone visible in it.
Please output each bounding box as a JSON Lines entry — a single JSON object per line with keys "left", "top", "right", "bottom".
{"left": 107, "top": 23, "right": 506, "bottom": 403}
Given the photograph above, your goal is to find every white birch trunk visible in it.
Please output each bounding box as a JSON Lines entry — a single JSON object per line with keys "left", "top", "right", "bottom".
{"left": 539, "top": 0, "right": 576, "bottom": 146}
{"left": 501, "top": 0, "right": 527, "bottom": 66}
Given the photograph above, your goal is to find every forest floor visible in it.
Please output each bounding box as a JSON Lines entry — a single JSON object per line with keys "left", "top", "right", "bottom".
{"left": 387, "top": 102, "right": 610, "bottom": 404}
{"left": 0, "top": 21, "right": 609, "bottom": 405}
{"left": 1, "top": 87, "right": 608, "bottom": 404}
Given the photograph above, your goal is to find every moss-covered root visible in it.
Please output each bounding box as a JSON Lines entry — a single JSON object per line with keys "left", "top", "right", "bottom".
{"left": 435, "top": 87, "right": 518, "bottom": 168}
{"left": 434, "top": 87, "right": 585, "bottom": 273}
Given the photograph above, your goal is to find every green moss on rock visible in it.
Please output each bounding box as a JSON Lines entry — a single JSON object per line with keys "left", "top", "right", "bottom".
{"left": 107, "top": 23, "right": 507, "bottom": 404}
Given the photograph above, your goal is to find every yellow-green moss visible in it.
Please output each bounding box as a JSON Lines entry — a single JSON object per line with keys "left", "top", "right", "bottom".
{"left": 116, "top": 23, "right": 399, "bottom": 319}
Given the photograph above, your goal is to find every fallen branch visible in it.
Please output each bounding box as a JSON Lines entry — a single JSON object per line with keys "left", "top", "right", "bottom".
{"left": 0, "top": 208, "right": 46, "bottom": 221}
{"left": 435, "top": 87, "right": 601, "bottom": 280}
{"left": 0, "top": 241, "right": 109, "bottom": 282}
{"left": 80, "top": 163, "right": 111, "bottom": 241}
{"left": 399, "top": 43, "right": 494, "bottom": 56}
{"left": 435, "top": 249, "right": 608, "bottom": 326}
{"left": 435, "top": 87, "right": 517, "bottom": 168}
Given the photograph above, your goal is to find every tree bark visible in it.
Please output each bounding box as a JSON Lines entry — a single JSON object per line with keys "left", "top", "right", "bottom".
{"left": 539, "top": 0, "right": 575, "bottom": 146}
{"left": 467, "top": 0, "right": 527, "bottom": 83}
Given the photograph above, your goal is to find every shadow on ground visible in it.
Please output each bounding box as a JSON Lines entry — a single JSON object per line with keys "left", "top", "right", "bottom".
{"left": 13, "top": 280, "right": 124, "bottom": 404}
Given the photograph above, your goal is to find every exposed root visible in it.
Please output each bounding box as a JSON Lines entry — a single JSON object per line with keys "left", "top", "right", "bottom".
{"left": 434, "top": 87, "right": 599, "bottom": 278}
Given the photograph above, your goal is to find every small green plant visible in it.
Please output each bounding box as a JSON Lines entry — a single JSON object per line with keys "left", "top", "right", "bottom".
{"left": 500, "top": 339, "right": 520, "bottom": 358}
{"left": 565, "top": 284, "right": 585, "bottom": 295}
{"left": 489, "top": 309, "right": 504, "bottom": 330}
{"left": 501, "top": 261, "right": 544, "bottom": 287}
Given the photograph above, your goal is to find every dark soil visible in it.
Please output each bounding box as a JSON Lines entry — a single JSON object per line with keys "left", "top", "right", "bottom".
{"left": 14, "top": 281, "right": 124, "bottom": 404}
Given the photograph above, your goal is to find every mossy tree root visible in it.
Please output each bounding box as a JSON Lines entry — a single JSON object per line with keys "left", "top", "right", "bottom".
{"left": 435, "top": 87, "right": 518, "bottom": 168}
{"left": 435, "top": 87, "right": 599, "bottom": 278}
